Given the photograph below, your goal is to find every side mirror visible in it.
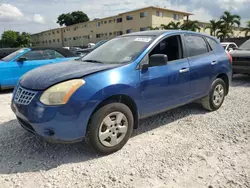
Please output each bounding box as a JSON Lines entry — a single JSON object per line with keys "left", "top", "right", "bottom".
{"left": 228, "top": 48, "right": 233, "bottom": 52}
{"left": 149, "top": 54, "right": 168, "bottom": 67}
{"left": 17, "top": 57, "right": 27, "bottom": 63}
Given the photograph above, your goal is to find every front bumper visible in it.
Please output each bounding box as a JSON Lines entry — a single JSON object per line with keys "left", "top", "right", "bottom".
{"left": 11, "top": 87, "right": 94, "bottom": 143}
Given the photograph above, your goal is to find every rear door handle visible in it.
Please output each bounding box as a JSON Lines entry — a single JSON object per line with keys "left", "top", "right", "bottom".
{"left": 179, "top": 68, "right": 190, "bottom": 73}
{"left": 211, "top": 61, "right": 218, "bottom": 65}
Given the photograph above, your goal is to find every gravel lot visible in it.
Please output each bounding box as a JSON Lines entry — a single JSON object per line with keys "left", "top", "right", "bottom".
{"left": 0, "top": 75, "right": 250, "bottom": 188}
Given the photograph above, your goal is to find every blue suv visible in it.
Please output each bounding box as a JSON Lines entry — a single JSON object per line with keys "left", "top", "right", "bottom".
{"left": 11, "top": 31, "right": 232, "bottom": 154}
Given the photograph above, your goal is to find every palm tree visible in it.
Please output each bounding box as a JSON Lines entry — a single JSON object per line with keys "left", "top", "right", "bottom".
{"left": 205, "top": 20, "right": 222, "bottom": 36}
{"left": 220, "top": 11, "right": 241, "bottom": 27}
{"left": 161, "top": 21, "right": 182, "bottom": 30}
{"left": 181, "top": 20, "right": 201, "bottom": 32}
{"left": 218, "top": 11, "right": 241, "bottom": 38}
{"left": 216, "top": 25, "right": 234, "bottom": 40}
{"left": 242, "top": 21, "right": 250, "bottom": 37}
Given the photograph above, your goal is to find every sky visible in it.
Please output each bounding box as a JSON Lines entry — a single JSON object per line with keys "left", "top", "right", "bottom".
{"left": 0, "top": 0, "right": 250, "bottom": 35}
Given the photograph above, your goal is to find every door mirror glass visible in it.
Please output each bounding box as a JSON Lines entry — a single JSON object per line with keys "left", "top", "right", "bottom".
{"left": 17, "top": 57, "right": 27, "bottom": 63}
{"left": 149, "top": 54, "right": 168, "bottom": 67}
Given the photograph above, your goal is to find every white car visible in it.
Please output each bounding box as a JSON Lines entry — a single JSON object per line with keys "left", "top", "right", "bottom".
{"left": 221, "top": 42, "right": 238, "bottom": 52}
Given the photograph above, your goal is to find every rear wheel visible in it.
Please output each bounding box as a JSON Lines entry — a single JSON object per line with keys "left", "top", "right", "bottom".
{"left": 86, "top": 103, "right": 134, "bottom": 154}
{"left": 201, "top": 78, "right": 226, "bottom": 111}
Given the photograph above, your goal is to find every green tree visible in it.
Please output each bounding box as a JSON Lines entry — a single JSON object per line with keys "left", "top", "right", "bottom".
{"left": 57, "top": 11, "right": 89, "bottom": 26}
{"left": 161, "top": 21, "right": 182, "bottom": 30}
{"left": 0, "top": 30, "right": 31, "bottom": 48}
{"left": 218, "top": 11, "right": 241, "bottom": 38}
{"left": 242, "top": 21, "right": 250, "bottom": 37}
{"left": 17, "top": 32, "right": 31, "bottom": 47}
{"left": 148, "top": 26, "right": 160, "bottom": 30}
{"left": 205, "top": 20, "right": 222, "bottom": 36}
{"left": 0, "top": 30, "right": 19, "bottom": 47}
{"left": 216, "top": 25, "right": 234, "bottom": 40}
{"left": 181, "top": 20, "right": 201, "bottom": 32}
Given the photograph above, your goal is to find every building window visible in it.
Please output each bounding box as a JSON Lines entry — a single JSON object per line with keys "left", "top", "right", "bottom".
{"left": 104, "top": 21, "right": 107, "bottom": 24}
{"left": 173, "top": 14, "right": 180, "bottom": 20}
{"left": 117, "top": 31, "right": 123, "bottom": 36}
{"left": 109, "top": 32, "right": 112, "bottom": 36}
{"left": 53, "top": 39, "right": 56, "bottom": 42}
{"left": 117, "top": 18, "right": 122, "bottom": 23}
{"left": 48, "top": 33, "right": 51, "bottom": 35}
{"left": 49, "top": 40, "right": 51, "bottom": 43}
{"left": 96, "top": 34, "right": 101, "bottom": 38}
{"left": 57, "top": 30, "right": 60, "bottom": 33}
{"left": 156, "top": 11, "right": 163, "bottom": 17}
{"left": 109, "top": 20, "right": 112, "bottom": 23}
{"left": 57, "top": 39, "right": 60, "bottom": 42}
{"left": 140, "top": 12, "right": 148, "bottom": 18}
{"left": 64, "top": 38, "right": 67, "bottom": 41}
{"left": 96, "top": 22, "right": 101, "bottom": 27}
{"left": 52, "top": 31, "right": 55, "bottom": 34}
{"left": 140, "top": 27, "right": 148, "bottom": 31}
{"left": 126, "top": 29, "right": 133, "bottom": 34}
{"left": 126, "top": 15, "right": 133, "bottom": 20}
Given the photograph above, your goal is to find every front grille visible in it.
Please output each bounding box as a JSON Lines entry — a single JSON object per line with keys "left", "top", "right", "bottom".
{"left": 17, "top": 117, "right": 36, "bottom": 134}
{"left": 14, "top": 86, "right": 37, "bottom": 105}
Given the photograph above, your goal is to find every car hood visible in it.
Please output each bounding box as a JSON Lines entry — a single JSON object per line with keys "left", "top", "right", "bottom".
{"left": 20, "top": 60, "right": 121, "bottom": 90}
{"left": 230, "top": 49, "right": 250, "bottom": 57}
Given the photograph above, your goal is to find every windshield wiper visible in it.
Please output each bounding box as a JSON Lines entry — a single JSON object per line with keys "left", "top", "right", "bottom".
{"left": 83, "top": 60, "right": 104, "bottom": 64}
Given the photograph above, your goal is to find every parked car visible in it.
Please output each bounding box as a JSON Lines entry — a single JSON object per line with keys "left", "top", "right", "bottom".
{"left": 0, "top": 48, "right": 20, "bottom": 59}
{"left": 0, "top": 47, "right": 78, "bottom": 89}
{"left": 75, "top": 40, "right": 108, "bottom": 57}
{"left": 11, "top": 30, "right": 232, "bottom": 154}
{"left": 230, "top": 39, "right": 250, "bottom": 75}
{"left": 221, "top": 42, "right": 238, "bottom": 52}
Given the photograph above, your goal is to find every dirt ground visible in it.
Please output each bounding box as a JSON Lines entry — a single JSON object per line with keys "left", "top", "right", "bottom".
{"left": 0, "top": 75, "right": 249, "bottom": 188}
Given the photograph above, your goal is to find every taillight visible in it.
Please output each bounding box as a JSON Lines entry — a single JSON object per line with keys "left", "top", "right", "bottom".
{"left": 226, "top": 52, "right": 233, "bottom": 64}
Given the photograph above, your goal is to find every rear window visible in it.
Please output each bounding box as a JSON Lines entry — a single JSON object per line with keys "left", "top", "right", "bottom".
{"left": 185, "top": 35, "right": 209, "bottom": 57}
{"left": 206, "top": 37, "right": 218, "bottom": 51}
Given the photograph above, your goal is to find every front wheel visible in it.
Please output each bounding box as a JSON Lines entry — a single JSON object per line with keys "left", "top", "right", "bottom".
{"left": 86, "top": 103, "right": 134, "bottom": 154}
{"left": 201, "top": 78, "right": 226, "bottom": 111}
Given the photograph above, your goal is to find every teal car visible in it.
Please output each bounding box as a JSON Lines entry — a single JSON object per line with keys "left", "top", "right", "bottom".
{"left": 0, "top": 47, "right": 78, "bottom": 89}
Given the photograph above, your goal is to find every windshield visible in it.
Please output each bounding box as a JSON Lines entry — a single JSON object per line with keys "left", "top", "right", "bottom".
{"left": 2, "top": 48, "right": 28, "bottom": 62}
{"left": 82, "top": 36, "right": 155, "bottom": 64}
{"left": 93, "top": 40, "right": 107, "bottom": 50}
{"left": 239, "top": 40, "right": 250, "bottom": 50}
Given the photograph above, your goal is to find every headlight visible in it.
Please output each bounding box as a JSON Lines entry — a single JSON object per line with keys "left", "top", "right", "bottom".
{"left": 40, "top": 79, "right": 85, "bottom": 105}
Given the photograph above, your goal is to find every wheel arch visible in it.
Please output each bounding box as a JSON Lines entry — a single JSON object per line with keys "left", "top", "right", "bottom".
{"left": 87, "top": 94, "right": 140, "bottom": 130}
{"left": 216, "top": 73, "right": 229, "bottom": 95}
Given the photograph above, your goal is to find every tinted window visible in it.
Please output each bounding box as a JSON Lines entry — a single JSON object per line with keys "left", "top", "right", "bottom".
{"left": 150, "top": 35, "right": 183, "bottom": 62}
{"left": 185, "top": 35, "right": 209, "bottom": 57}
{"left": 206, "top": 37, "right": 218, "bottom": 51}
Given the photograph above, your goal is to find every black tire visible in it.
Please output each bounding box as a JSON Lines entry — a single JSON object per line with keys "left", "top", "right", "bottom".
{"left": 86, "top": 103, "right": 134, "bottom": 154}
{"left": 201, "top": 78, "right": 226, "bottom": 111}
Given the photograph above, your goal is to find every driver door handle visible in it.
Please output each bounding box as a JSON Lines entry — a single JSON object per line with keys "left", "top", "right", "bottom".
{"left": 179, "top": 68, "right": 190, "bottom": 73}
{"left": 211, "top": 60, "right": 218, "bottom": 65}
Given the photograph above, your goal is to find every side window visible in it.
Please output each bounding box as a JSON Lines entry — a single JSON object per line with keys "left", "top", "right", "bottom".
{"left": 206, "top": 37, "right": 218, "bottom": 51}
{"left": 185, "top": 35, "right": 209, "bottom": 57}
{"left": 21, "top": 50, "right": 45, "bottom": 61}
{"left": 149, "top": 35, "right": 183, "bottom": 62}
{"left": 42, "top": 50, "right": 65, "bottom": 59}
{"left": 229, "top": 44, "right": 236, "bottom": 49}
